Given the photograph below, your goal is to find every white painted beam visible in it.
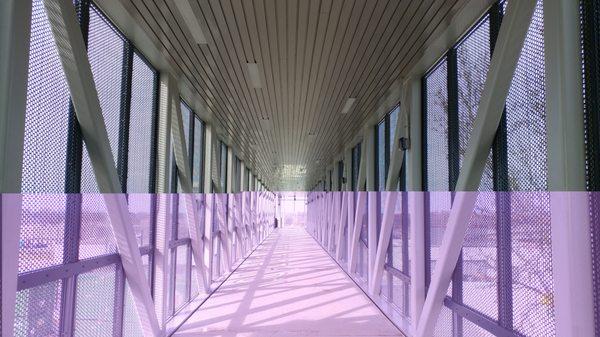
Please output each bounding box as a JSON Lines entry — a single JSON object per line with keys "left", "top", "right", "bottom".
{"left": 43, "top": 0, "right": 161, "bottom": 335}
{"left": 365, "top": 127, "right": 377, "bottom": 283}
{"left": 545, "top": 0, "right": 594, "bottom": 335}
{"left": 349, "top": 128, "right": 369, "bottom": 271}
{"left": 416, "top": 1, "right": 537, "bottom": 335}
{"left": 0, "top": 1, "right": 31, "bottom": 335}
{"left": 335, "top": 192, "right": 348, "bottom": 260}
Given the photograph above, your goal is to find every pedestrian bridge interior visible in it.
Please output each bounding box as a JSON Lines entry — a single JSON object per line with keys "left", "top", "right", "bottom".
{"left": 1, "top": 0, "right": 599, "bottom": 336}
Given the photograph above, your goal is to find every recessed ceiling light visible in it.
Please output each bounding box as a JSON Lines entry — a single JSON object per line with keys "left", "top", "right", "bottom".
{"left": 174, "top": 0, "right": 208, "bottom": 45}
{"left": 246, "top": 63, "right": 263, "bottom": 88}
{"left": 260, "top": 117, "right": 272, "bottom": 130}
{"left": 340, "top": 98, "right": 357, "bottom": 114}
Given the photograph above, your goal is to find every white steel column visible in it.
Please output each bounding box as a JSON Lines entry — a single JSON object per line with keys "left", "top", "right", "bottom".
{"left": 416, "top": 1, "right": 536, "bottom": 335}
{"left": 345, "top": 148, "right": 354, "bottom": 263}
{"left": 170, "top": 83, "right": 208, "bottom": 293}
{"left": 43, "top": 0, "right": 161, "bottom": 335}
{"left": 545, "top": 0, "right": 594, "bottom": 335}
{"left": 407, "top": 77, "right": 425, "bottom": 327}
{"left": 0, "top": 1, "right": 31, "bottom": 336}
{"left": 335, "top": 192, "right": 348, "bottom": 260}
{"left": 224, "top": 147, "right": 234, "bottom": 268}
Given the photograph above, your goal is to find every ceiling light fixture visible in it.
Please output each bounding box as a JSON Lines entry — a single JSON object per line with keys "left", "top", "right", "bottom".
{"left": 260, "top": 117, "right": 272, "bottom": 130}
{"left": 246, "top": 63, "right": 263, "bottom": 88}
{"left": 340, "top": 97, "right": 357, "bottom": 114}
{"left": 174, "top": 0, "right": 208, "bottom": 45}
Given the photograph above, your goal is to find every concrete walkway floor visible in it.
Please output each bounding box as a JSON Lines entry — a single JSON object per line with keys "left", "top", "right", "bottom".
{"left": 173, "top": 226, "right": 401, "bottom": 337}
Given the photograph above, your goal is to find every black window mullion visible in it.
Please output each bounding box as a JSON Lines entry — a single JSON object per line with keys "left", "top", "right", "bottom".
{"left": 447, "top": 47, "right": 464, "bottom": 337}
{"left": 117, "top": 41, "right": 133, "bottom": 193}
{"left": 421, "top": 76, "right": 433, "bottom": 290}
{"left": 582, "top": 0, "right": 600, "bottom": 335}
{"left": 385, "top": 115, "right": 391, "bottom": 184}
{"left": 148, "top": 68, "right": 160, "bottom": 298}
{"left": 489, "top": 2, "right": 513, "bottom": 331}
{"left": 187, "top": 105, "right": 195, "bottom": 171}
{"left": 148, "top": 68, "right": 160, "bottom": 193}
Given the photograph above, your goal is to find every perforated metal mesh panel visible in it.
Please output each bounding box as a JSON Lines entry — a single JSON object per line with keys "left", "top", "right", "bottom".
{"left": 212, "top": 235, "right": 221, "bottom": 279}
{"left": 391, "top": 194, "right": 404, "bottom": 271}
{"left": 19, "top": 195, "right": 66, "bottom": 273}
{"left": 581, "top": 0, "right": 600, "bottom": 335}
{"left": 74, "top": 265, "right": 116, "bottom": 336}
{"left": 424, "top": 60, "right": 453, "bottom": 296}
{"left": 175, "top": 245, "right": 189, "bottom": 310}
{"left": 127, "top": 53, "right": 156, "bottom": 193}
{"left": 425, "top": 60, "right": 449, "bottom": 192}
{"left": 122, "top": 282, "right": 143, "bottom": 337}
{"left": 177, "top": 197, "right": 190, "bottom": 239}
{"left": 377, "top": 121, "right": 386, "bottom": 191}
{"left": 128, "top": 194, "right": 153, "bottom": 247}
{"left": 463, "top": 319, "right": 495, "bottom": 336}
{"left": 433, "top": 305, "right": 453, "bottom": 337}
{"left": 79, "top": 194, "right": 116, "bottom": 259}
{"left": 80, "top": 4, "right": 125, "bottom": 193}
{"left": 14, "top": 280, "right": 62, "bottom": 337}
{"left": 78, "top": 4, "right": 125, "bottom": 259}
{"left": 181, "top": 102, "right": 192, "bottom": 150}
{"left": 392, "top": 275, "right": 410, "bottom": 319}
{"left": 505, "top": 2, "right": 554, "bottom": 336}
{"left": 192, "top": 118, "right": 205, "bottom": 193}
{"left": 191, "top": 258, "right": 200, "bottom": 299}
{"left": 20, "top": 0, "right": 70, "bottom": 270}
{"left": 456, "top": 17, "right": 499, "bottom": 320}
{"left": 22, "top": 0, "right": 70, "bottom": 194}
